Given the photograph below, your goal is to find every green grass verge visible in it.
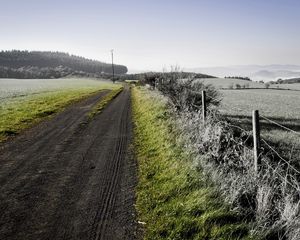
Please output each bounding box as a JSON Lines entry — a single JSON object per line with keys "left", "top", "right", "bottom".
{"left": 132, "top": 87, "right": 254, "bottom": 240}
{"left": 0, "top": 86, "right": 118, "bottom": 142}
{"left": 88, "top": 86, "right": 123, "bottom": 119}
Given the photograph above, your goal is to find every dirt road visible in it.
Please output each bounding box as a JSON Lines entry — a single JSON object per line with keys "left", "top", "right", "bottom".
{"left": 0, "top": 87, "right": 138, "bottom": 240}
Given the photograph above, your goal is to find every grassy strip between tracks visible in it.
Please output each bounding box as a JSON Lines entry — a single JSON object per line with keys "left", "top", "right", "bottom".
{"left": 0, "top": 86, "right": 119, "bottom": 142}
{"left": 132, "top": 87, "right": 254, "bottom": 240}
{"left": 88, "top": 86, "right": 123, "bottom": 119}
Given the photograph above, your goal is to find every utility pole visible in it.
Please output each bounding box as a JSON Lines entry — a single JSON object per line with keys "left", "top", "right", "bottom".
{"left": 111, "top": 49, "right": 115, "bottom": 83}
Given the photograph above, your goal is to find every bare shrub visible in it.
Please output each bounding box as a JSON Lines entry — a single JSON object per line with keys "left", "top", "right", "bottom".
{"left": 143, "top": 69, "right": 221, "bottom": 111}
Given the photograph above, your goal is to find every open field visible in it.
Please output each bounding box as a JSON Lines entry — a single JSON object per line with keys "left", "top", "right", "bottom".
{"left": 0, "top": 78, "right": 121, "bottom": 142}
{"left": 219, "top": 89, "right": 300, "bottom": 162}
{"left": 200, "top": 78, "right": 265, "bottom": 89}
{"left": 0, "top": 78, "right": 115, "bottom": 103}
{"left": 276, "top": 83, "right": 300, "bottom": 90}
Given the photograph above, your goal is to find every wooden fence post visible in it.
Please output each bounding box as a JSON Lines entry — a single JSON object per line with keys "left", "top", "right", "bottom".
{"left": 202, "top": 90, "right": 207, "bottom": 124}
{"left": 252, "top": 110, "right": 261, "bottom": 173}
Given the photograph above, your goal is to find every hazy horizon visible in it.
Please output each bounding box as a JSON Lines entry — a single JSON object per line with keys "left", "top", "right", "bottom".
{"left": 1, "top": 0, "right": 300, "bottom": 72}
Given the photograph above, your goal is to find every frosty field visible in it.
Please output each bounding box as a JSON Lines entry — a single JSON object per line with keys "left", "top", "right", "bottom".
{"left": 0, "top": 78, "right": 113, "bottom": 103}
{"left": 0, "top": 78, "right": 118, "bottom": 142}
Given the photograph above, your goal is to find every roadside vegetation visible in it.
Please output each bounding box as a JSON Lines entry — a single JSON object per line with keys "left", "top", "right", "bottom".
{"left": 0, "top": 78, "right": 120, "bottom": 142}
{"left": 136, "top": 71, "right": 300, "bottom": 239}
{"left": 132, "top": 87, "right": 252, "bottom": 240}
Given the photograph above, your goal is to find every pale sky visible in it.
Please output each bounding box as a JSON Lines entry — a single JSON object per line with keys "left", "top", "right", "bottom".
{"left": 1, "top": 0, "right": 300, "bottom": 72}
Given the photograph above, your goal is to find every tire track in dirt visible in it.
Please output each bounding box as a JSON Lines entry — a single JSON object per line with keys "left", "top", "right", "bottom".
{"left": 0, "top": 86, "right": 138, "bottom": 240}
{"left": 92, "top": 92, "right": 130, "bottom": 240}
{"left": 0, "top": 91, "right": 109, "bottom": 187}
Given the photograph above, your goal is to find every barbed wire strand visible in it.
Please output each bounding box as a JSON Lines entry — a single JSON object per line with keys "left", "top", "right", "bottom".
{"left": 260, "top": 115, "right": 300, "bottom": 136}
{"left": 261, "top": 139, "right": 300, "bottom": 175}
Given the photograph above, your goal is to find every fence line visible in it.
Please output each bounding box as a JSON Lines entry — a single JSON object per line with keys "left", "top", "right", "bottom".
{"left": 260, "top": 115, "right": 300, "bottom": 136}
{"left": 202, "top": 93, "right": 299, "bottom": 175}
{"left": 201, "top": 92, "right": 299, "bottom": 175}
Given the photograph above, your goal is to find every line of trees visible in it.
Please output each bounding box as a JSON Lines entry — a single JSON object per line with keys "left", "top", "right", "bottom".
{"left": 225, "top": 76, "right": 252, "bottom": 81}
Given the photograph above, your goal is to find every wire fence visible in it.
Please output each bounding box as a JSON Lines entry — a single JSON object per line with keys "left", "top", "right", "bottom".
{"left": 203, "top": 90, "right": 300, "bottom": 190}
{"left": 260, "top": 115, "right": 300, "bottom": 136}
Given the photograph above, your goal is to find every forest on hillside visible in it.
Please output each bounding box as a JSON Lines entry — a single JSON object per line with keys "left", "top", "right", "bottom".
{"left": 0, "top": 50, "right": 128, "bottom": 78}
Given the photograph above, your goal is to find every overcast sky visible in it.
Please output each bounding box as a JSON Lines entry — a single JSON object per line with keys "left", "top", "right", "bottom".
{"left": 1, "top": 0, "right": 300, "bottom": 72}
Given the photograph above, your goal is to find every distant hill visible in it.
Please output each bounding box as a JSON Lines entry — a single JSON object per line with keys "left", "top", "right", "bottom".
{"left": 0, "top": 50, "right": 128, "bottom": 78}
{"left": 185, "top": 65, "right": 300, "bottom": 82}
